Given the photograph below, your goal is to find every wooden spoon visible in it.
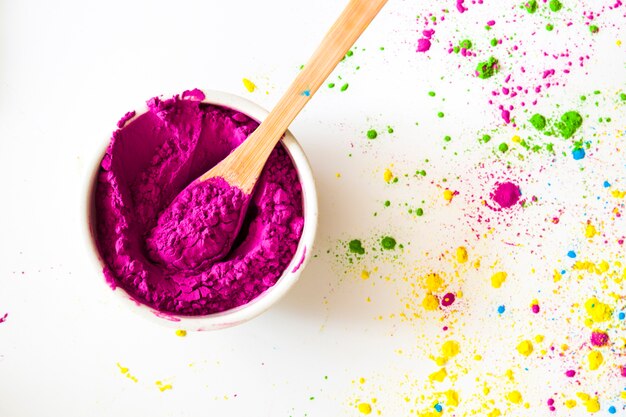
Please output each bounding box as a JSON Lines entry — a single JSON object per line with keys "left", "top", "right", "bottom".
{"left": 148, "top": 0, "right": 388, "bottom": 269}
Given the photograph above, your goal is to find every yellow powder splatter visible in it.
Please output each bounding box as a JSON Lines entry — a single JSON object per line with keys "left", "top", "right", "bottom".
{"left": 359, "top": 377, "right": 366, "bottom": 384}
{"left": 585, "top": 297, "right": 612, "bottom": 323}
{"left": 358, "top": 402, "right": 372, "bottom": 414}
{"left": 456, "top": 246, "right": 468, "bottom": 263}
{"left": 487, "top": 408, "right": 502, "bottom": 417}
{"left": 611, "top": 189, "right": 626, "bottom": 198}
{"left": 584, "top": 397, "right": 600, "bottom": 413}
{"left": 155, "top": 380, "right": 173, "bottom": 392}
{"left": 534, "top": 334, "right": 544, "bottom": 343}
{"left": 445, "top": 389, "right": 459, "bottom": 406}
{"left": 116, "top": 363, "right": 138, "bottom": 382}
{"left": 425, "top": 273, "right": 443, "bottom": 291}
{"left": 422, "top": 293, "right": 440, "bottom": 311}
{"left": 553, "top": 269, "right": 562, "bottom": 282}
{"left": 441, "top": 340, "right": 460, "bottom": 358}
{"left": 491, "top": 271, "right": 507, "bottom": 288}
{"left": 360, "top": 270, "right": 370, "bottom": 280}
{"left": 585, "top": 223, "right": 597, "bottom": 238}
{"left": 588, "top": 350, "right": 603, "bottom": 370}
{"left": 429, "top": 367, "right": 447, "bottom": 382}
{"left": 242, "top": 78, "right": 256, "bottom": 92}
{"left": 473, "top": 354, "right": 482, "bottom": 361}
{"left": 175, "top": 329, "right": 187, "bottom": 337}
{"left": 565, "top": 399, "right": 577, "bottom": 408}
{"left": 443, "top": 189, "right": 454, "bottom": 202}
{"left": 516, "top": 340, "right": 533, "bottom": 356}
{"left": 383, "top": 168, "right": 394, "bottom": 183}
{"left": 617, "top": 39, "right": 622, "bottom": 46}
{"left": 507, "top": 390, "right": 523, "bottom": 404}
{"left": 512, "top": 135, "right": 521, "bottom": 143}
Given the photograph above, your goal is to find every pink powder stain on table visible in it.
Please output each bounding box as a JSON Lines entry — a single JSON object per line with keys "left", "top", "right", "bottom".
{"left": 490, "top": 181, "right": 522, "bottom": 209}
{"left": 94, "top": 91, "right": 304, "bottom": 316}
{"left": 0, "top": 313, "right": 7, "bottom": 324}
{"left": 590, "top": 331, "right": 609, "bottom": 347}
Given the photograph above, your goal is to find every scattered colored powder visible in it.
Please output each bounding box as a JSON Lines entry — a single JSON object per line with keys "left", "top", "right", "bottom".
{"left": 476, "top": 57, "right": 499, "bottom": 79}
{"left": 445, "top": 390, "right": 459, "bottom": 406}
{"left": 556, "top": 111, "right": 583, "bottom": 138}
{"left": 498, "top": 305, "right": 506, "bottom": 314}
{"left": 442, "top": 340, "right": 460, "bottom": 358}
{"left": 437, "top": 111, "right": 445, "bottom": 118}
{"left": 0, "top": 312, "right": 7, "bottom": 324}
{"left": 360, "top": 270, "right": 370, "bottom": 280}
{"left": 609, "top": 406, "right": 617, "bottom": 414}
{"left": 456, "top": 246, "right": 468, "bottom": 263}
{"left": 367, "top": 129, "right": 378, "bottom": 139}
{"left": 531, "top": 300, "right": 540, "bottom": 314}
{"left": 490, "top": 38, "right": 498, "bottom": 47}
{"left": 349, "top": 239, "right": 366, "bottom": 255}
{"left": 588, "top": 350, "right": 603, "bottom": 370}
{"left": 417, "top": 38, "right": 432, "bottom": 53}
{"left": 381, "top": 236, "right": 397, "bottom": 250}
{"left": 444, "top": 135, "right": 452, "bottom": 142}
{"left": 441, "top": 293, "right": 456, "bottom": 307}
{"left": 498, "top": 142, "right": 509, "bottom": 152}
{"left": 507, "top": 390, "right": 523, "bottom": 404}
{"left": 589, "top": 25, "right": 599, "bottom": 34}
{"left": 383, "top": 168, "right": 394, "bottom": 183}
{"left": 358, "top": 403, "right": 372, "bottom": 415}
{"left": 340, "top": 83, "right": 349, "bottom": 91}
{"left": 328, "top": 82, "right": 335, "bottom": 88}
{"left": 585, "top": 224, "right": 597, "bottom": 238}
{"left": 443, "top": 189, "right": 454, "bottom": 202}
{"left": 428, "top": 91, "right": 436, "bottom": 97}
{"left": 481, "top": 134, "right": 492, "bottom": 143}
{"left": 434, "top": 403, "right": 443, "bottom": 412}
{"left": 491, "top": 182, "right": 521, "bottom": 209}
{"left": 416, "top": 208, "right": 424, "bottom": 216}
{"left": 460, "top": 39, "right": 472, "bottom": 49}
{"left": 242, "top": 78, "right": 256, "bottom": 93}
{"left": 584, "top": 397, "right": 600, "bottom": 413}
{"left": 619, "top": 312, "right": 625, "bottom": 320}
{"left": 567, "top": 250, "right": 576, "bottom": 258}
{"left": 155, "top": 380, "right": 173, "bottom": 392}
{"left": 590, "top": 331, "right": 609, "bottom": 347}
{"left": 116, "top": 363, "right": 138, "bottom": 382}
{"left": 175, "top": 329, "right": 187, "bottom": 337}
{"left": 423, "top": 294, "right": 440, "bottom": 310}
{"left": 549, "top": 0, "right": 562, "bottom": 12}
{"left": 565, "top": 370, "right": 576, "bottom": 377}
{"left": 524, "top": 0, "right": 538, "bottom": 13}
{"left": 387, "top": 126, "right": 394, "bottom": 134}
{"left": 585, "top": 297, "right": 612, "bottom": 323}
{"left": 572, "top": 148, "right": 585, "bottom": 160}
{"left": 529, "top": 113, "right": 546, "bottom": 130}
{"left": 429, "top": 368, "right": 448, "bottom": 382}
{"left": 425, "top": 273, "right": 443, "bottom": 291}
{"left": 517, "top": 340, "right": 534, "bottom": 356}
{"left": 546, "top": 23, "right": 554, "bottom": 31}
{"left": 620, "top": 92, "right": 626, "bottom": 101}
{"left": 491, "top": 271, "right": 507, "bottom": 288}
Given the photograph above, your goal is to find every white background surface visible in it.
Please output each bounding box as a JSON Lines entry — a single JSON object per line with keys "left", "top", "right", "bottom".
{"left": 1, "top": 1, "right": 625, "bottom": 416}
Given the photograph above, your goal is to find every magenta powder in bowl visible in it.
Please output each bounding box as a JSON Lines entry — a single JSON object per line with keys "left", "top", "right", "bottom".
{"left": 93, "top": 90, "right": 305, "bottom": 317}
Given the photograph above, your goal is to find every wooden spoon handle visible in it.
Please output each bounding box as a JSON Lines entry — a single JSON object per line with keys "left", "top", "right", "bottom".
{"left": 205, "top": 0, "right": 388, "bottom": 193}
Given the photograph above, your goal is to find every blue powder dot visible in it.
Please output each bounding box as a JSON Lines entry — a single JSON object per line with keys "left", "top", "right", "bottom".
{"left": 572, "top": 148, "right": 585, "bottom": 160}
{"left": 603, "top": 180, "right": 611, "bottom": 188}
{"left": 434, "top": 403, "right": 443, "bottom": 412}
{"left": 567, "top": 250, "right": 576, "bottom": 258}
{"left": 302, "top": 89, "right": 311, "bottom": 96}
{"left": 619, "top": 312, "right": 625, "bottom": 320}
{"left": 561, "top": 270, "right": 566, "bottom": 275}
{"left": 498, "top": 305, "right": 505, "bottom": 314}
{"left": 608, "top": 405, "right": 616, "bottom": 414}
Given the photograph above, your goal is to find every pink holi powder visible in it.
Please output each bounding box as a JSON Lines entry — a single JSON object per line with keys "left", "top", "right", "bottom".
{"left": 565, "top": 370, "right": 576, "bottom": 377}
{"left": 590, "top": 331, "right": 609, "bottom": 347}
{"left": 417, "top": 38, "right": 432, "bottom": 52}
{"left": 531, "top": 303, "right": 540, "bottom": 314}
{"left": 456, "top": 0, "right": 467, "bottom": 13}
{"left": 621, "top": 365, "right": 626, "bottom": 377}
{"left": 0, "top": 313, "right": 7, "bottom": 324}
{"left": 490, "top": 182, "right": 521, "bottom": 209}
{"left": 94, "top": 91, "right": 304, "bottom": 315}
{"left": 441, "top": 293, "right": 456, "bottom": 307}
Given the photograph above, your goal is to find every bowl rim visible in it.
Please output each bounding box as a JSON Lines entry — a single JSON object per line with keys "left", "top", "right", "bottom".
{"left": 83, "top": 89, "right": 318, "bottom": 330}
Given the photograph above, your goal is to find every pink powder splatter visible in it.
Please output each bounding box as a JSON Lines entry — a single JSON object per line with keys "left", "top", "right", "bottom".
{"left": 590, "top": 331, "right": 609, "bottom": 347}
{"left": 456, "top": 0, "right": 467, "bottom": 13}
{"left": 565, "top": 370, "right": 576, "bottom": 377}
{"left": 0, "top": 313, "right": 7, "bottom": 324}
{"left": 621, "top": 365, "right": 626, "bottom": 377}
{"left": 491, "top": 182, "right": 521, "bottom": 209}
{"left": 441, "top": 293, "right": 456, "bottom": 307}
{"left": 531, "top": 303, "right": 540, "bottom": 314}
{"left": 417, "top": 38, "right": 432, "bottom": 53}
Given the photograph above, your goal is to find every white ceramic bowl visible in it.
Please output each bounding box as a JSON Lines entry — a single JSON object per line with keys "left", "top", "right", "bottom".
{"left": 84, "top": 89, "right": 318, "bottom": 330}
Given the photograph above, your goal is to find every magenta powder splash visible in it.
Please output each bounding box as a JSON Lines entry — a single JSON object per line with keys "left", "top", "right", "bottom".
{"left": 94, "top": 90, "right": 304, "bottom": 315}
{"left": 0, "top": 313, "right": 7, "bottom": 324}
{"left": 565, "top": 370, "right": 576, "bottom": 378}
{"left": 417, "top": 38, "right": 431, "bottom": 52}
{"left": 490, "top": 181, "right": 522, "bottom": 209}
{"left": 590, "top": 331, "right": 609, "bottom": 347}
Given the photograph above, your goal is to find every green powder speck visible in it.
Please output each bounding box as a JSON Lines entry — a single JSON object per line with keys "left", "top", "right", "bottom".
{"left": 499, "top": 142, "right": 509, "bottom": 152}
{"left": 384, "top": 200, "right": 391, "bottom": 207}
{"left": 620, "top": 93, "right": 626, "bottom": 101}
{"left": 438, "top": 112, "right": 445, "bottom": 118}
{"left": 524, "top": 0, "right": 538, "bottom": 13}
{"left": 387, "top": 126, "right": 394, "bottom": 134}
{"left": 476, "top": 57, "right": 499, "bottom": 79}
{"left": 546, "top": 23, "right": 554, "bottom": 31}
{"left": 346, "top": 50, "right": 354, "bottom": 57}
{"left": 444, "top": 135, "right": 452, "bottom": 142}
{"left": 529, "top": 114, "right": 547, "bottom": 130}
{"left": 453, "top": 45, "right": 460, "bottom": 54}
{"left": 381, "top": 236, "right": 397, "bottom": 250}
{"left": 589, "top": 25, "right": 599, "bottom": 33}
{"left": 549, "top": 0, "right": 562, "bottom": 12}
{"left": 367, "top": 129, "right": 378, "bottom": 139}
{"left": 593, "top": 90, "right": 601, "bottom": 95}
{"left": 416, "top": 208, "right": 424, "bottom": 216}
{"left": 428, "top": 91, "right": 436, "bottom": 97}
{"left": 340, "top": 83, "right": 349, "bottom": 91}
{"left": 580, "top": 95, "right": 586, "bottom": 101}
{"left": 348, "top": 240, "right": 365, "bottom": 255}
{"left": 490, "top": 38, "right": 498, "bottom": 47}
{"left": 481, "top": 134, "right": 492, "bottom": 143}
{"left": 460, "top": 39, "right": 472, "bottom": 49}
{"left": 328, "top": 83, "right": 335, "bottom": 88}
{"left": 556, "top": 111, "right": 583, "bottom": 139}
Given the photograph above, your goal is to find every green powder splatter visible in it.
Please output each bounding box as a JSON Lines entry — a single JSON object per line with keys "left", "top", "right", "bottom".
{"left": 480, "top": 134, "right": 492, "bottom": 143}
{"left": 549, "top": 0, "right": 562, "bottom": 12}
{"left": 328, "top": 83, "right": 335, "bottom": 88}
{"left": 384, "top": 200, "right": 391, "bottom": 207}
{"left": 438, "top": 112, "right": 445, "bottom": 118}
{"left": 580, "top": 95, "right": 587, "bottom": 101}
{"left": 416, "top": 208, "right": 424, "bottom": 216}
{"left": 556, "top": 111, "right": 583, "bottom": 138}
{"left": 546, "top": 23, "right": 554, "bottom": 31}
{"left": 476, "top": 57, "right": 499, "bottom": 79}
{"left": 416, "top": 169, "right": 427, "bottom": 176}
{"left": 387, "top": 126, "right": 394, "bottom": 134}
{"left": 367, "top": 129, "right": 378, "bottom": 139}
{"left": 529, "top": 114, "right": 547, "bottom": 130}
{"left": 346, "top": 50, "right": 354, "bottom": 57}
{"left": 490, "top": 38, "right": 498, "bottom": 47}
{"left": 499, "top": 142, "right": 509, "bottom": 152}
{"left": 453, "top": 45, "right": 461, "bottom": 53}
{"left": 589, "top": 25, "right": 599, "bottom": 33}
{"left": 460, "top": 39, "right": 472, "bottom": 49}
{"left": 381, "top": 236, "right": 397, "bottom": 250}
{"left": 348, "top": 240, "right": 365, "bottom": 255}
{"left": 524, "top": 0, "right": 538, "bottom": 13}
{"left": 620, "top": 93, "right": 626, "bottom": 101}
{"left": 428, "top": 91, "right": 436, "bottom": 97}
{"left": 340, "top": 83, "right": 349, "bottom": 91}
{"left": 444, "top": 135, "right": 452, "bottom": 142}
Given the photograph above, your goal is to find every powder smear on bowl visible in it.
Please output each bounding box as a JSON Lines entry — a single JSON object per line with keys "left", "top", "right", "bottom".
{"left": 94, "top": 90, "right": 304, "bottom": 315}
